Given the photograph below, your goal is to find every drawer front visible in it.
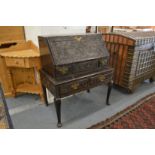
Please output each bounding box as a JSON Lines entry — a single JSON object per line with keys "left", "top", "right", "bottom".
{"left": 24, "top": 57, "right": 41, "bottom": 69}
{"left": 59, "top": 78, "right": 88, "bottom": 97}
{"left": 73, "top": 60, "right": 98, "bottom": 74}
{"left": 73, "top": 58, "right": 108, "bottom": 77}
{"left": 55, "top": 65, "right": 73, "bottom": 80}
{"left": 55, "top": 58, "right": 108, "bottom": 81}
{"left": 89, "top": 74, "right": 105, "bottom": 87}
{"left": 5, "top": 58, "right": 25, "bottom": 68}
{"left": 58, "top": 70, "right": 113, "bottom": 98}
{"left": 89, "top": 72, "right": 113, "bottom": 88}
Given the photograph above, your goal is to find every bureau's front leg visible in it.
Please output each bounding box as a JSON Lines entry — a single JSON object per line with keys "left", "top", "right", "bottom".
{"left": 54, "top": 98, "right": 62, "bottom": 128}
{"left": 149, "top": 77, "right": 154, "bottom": 83}
{"left": 87, "top": 89, "right": 90, "bottom": 93}
{"left": 106, "top": 80, "right": 113, "bottom": 105}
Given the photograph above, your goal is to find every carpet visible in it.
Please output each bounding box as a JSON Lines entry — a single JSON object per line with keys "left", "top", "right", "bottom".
{"left": 89, "top": 93, "right": 155, "bottom": 129}
{"left": 0, "top": 85, "right": 13, "bottom": 129}
{"left": 0, "top": 101, "right": 13, "bottom": 129}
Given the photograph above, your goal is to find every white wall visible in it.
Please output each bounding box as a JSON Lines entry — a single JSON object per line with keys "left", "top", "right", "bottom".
{"left": 24, "top": 27, "right": 42, "bottom": 46}
{"left": 24, "top": 26, "right": 86, "bottom": 46}
{"left": 24, "top": 26, "right": 86, "bottom": 102}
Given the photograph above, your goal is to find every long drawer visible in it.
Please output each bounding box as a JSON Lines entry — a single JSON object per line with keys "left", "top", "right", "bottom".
{"left": 55, "top": 58, "right": 108, "bottom": 81}
{"left": 58, "top": 70, "right": 113, "bottom": 98}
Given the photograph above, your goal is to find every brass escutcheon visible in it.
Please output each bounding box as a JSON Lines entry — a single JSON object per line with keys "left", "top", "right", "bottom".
{"left": 98, "top": 75, "right": 105, "bottom": 82}
{"left": 74, "top": 36, "right": 82, "bottom": 42}
{"left": 56, "top": 66, "right": 68, "bottom": 74}
{"left": 100, "top": 59, "right": 106, "bottom": 65}
{"left": 71, "top": 82, "right": 79, "bottom": 90}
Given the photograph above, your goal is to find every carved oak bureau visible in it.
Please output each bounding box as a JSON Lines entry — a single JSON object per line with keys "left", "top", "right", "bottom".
{"left": 103, "top": 31, "right": 155, "bottom": 92}
{"left": 38, "top": 34, "right": 113, "bottom": 127}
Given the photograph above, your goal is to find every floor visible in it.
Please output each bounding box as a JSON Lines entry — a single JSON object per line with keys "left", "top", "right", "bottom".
{"left": 6, "top": 81, "right": 155, "bottom": 129}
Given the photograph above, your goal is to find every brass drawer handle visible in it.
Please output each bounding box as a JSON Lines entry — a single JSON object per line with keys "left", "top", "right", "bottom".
{"left": 71, "top": 83, "right": 79, "bottom": 90}
{"left": 56, "top": 66, "right": 68, "bottom": 74}
{"left": 99, "top": 59, "right": 107, "bottom": 66}
{"left": 74, "top": 36, "right": 82, "bottom": 42}
{"left": 98, "top": 75, "right": 105, "bottom": 82}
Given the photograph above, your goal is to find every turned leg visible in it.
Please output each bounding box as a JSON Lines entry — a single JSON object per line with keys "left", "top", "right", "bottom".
{"left": 127, "top": 89, "right": 134, "bottom": 94}
{"left": 106, "top": 80, "right": 113, "bottom": 105}
{"left": 87, "top": 89, "right": 90, "bottom": 93}
{"left": 42, "top": 85, "right": 49, "bottom": 106}
{"left": 54, "top": 98, "right": 62, "bottom": 128}
{"left": 149, "top": 77, "right": 154, "bottom": 83}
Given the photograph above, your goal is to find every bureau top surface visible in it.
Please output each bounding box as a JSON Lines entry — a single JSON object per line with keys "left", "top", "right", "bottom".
{"left": 39, "top": 33, "right": 109, "bottom": 65}
{"left": 0, "top": 49, "right": 40, "bottom": 58}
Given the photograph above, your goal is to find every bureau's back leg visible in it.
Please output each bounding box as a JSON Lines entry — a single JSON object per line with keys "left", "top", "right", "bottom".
{"left": 106, "top": 80, "right": 113, "bottom": 105}
{"left": 42, "top": 85, "right": 49, "bottom": 106}
{"left": 149, "top": 77, "right": 154, "bottom": 83}
{"left": 87, "top": 89, "right": 90, "bottom": 93}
